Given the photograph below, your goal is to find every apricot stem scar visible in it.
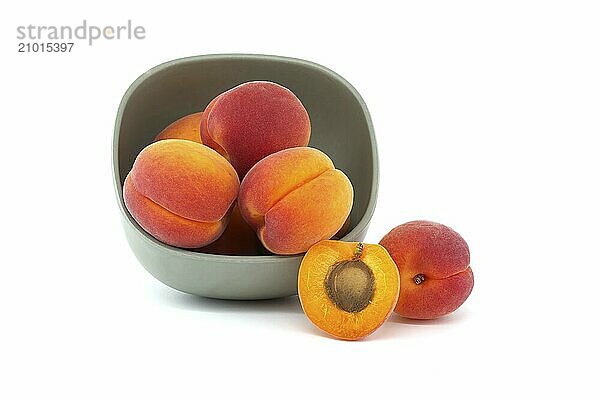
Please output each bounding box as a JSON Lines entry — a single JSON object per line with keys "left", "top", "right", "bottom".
{"left": 353, "top": 242, "right": 364, "bottom": 260}
{"left": 413, "top": 274, "right": 426, "bottom": 285}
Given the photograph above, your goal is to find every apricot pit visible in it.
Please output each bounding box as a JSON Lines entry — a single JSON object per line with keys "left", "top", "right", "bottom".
{"left": 325, "top": 258, "right": 375, "bottom": 313}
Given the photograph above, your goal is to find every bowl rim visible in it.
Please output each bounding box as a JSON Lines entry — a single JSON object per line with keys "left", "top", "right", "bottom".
{"left": 112, "top": 53, "right": 379, "bottom": 263}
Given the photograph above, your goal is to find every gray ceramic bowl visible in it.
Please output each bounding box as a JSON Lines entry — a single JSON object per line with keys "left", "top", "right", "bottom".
{"left": 113, "top": 54, "right": 378, "bottom": 299}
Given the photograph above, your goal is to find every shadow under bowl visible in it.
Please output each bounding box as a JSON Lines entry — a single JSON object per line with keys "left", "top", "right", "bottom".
{"left": 113, "top": 54, "right": 378, "bottom": 299}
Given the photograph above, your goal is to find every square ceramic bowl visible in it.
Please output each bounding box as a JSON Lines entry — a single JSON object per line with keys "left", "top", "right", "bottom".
{"left": 113, "top": 54, "right": 378, "bottom": 299}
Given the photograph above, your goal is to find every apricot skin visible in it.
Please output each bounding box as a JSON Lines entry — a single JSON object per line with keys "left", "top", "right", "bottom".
{"left": 238, "top": 147, "right": 353, "bottom": 255}
{"left": 124, "top": 175, "right": 227, "bottom": 248}
{"left": 123, "top": 139, "right": 239, "bottom": 248}
{"left": 298, "top": 241, "right": 400, "bottom": 340}
{"left": 200, "top": 81, "right": 310, "bottom": 178}
{"left": 379, "top": 220, "right": 474, "bottom": 319}
{"left": 154, "top": 112, "right": 203, "bottom": 143}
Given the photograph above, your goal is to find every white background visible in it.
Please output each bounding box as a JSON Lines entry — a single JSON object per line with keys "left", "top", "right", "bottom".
{"left": 2, "top": 1, "right": 599, "bottom": 398}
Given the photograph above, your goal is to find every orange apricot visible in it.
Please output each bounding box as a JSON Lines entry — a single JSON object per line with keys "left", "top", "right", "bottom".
{"left": 238, "top": 147, "right": 353, "bottom": 255}
{"left": 154, "top": 112, "right": 203, "bottom": 143}
{"left": 123, "top": 139, "right": 239, "bottom": 248}
{"left": 298, "top": 241, "right": 400, "bottom": 340}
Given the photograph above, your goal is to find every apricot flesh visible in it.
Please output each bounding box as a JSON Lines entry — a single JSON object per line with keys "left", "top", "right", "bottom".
{"left": 154, "top": 112, "right": 203, "bottom": 143}
{"left": 238, "top": 147, "right": 353, "bottom": 255}
{"left": 123, "top": 139, "right": 239, "bottom": 248}
{"left": 200, "top": 81, "right": 311, "bottom": 178}
{"left": 298, "top": 241, "right": 400, "bottom": 340}
{"left": 379, "top": 220, "right": 474, "bottom": 319}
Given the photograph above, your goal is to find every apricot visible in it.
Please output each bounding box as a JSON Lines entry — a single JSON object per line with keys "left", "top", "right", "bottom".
{"left": 298, "top": 241, "right": 400, "bottom": 340}
{"left": 238, "top": 147, "right": 353, "bottom": 255}
{"left": 154, "top": 112, "right": 203, "bottom": 143}
{"left": 200, "top": 81, "right": 311, "bottom": 178}
{"left": 123, "top": 139, "right": 239, "bottom": 248}
{"left": 197, "top": 204, "right": 264, "bottom": 256}
{"left": 379, "top": 220, "right": 474, "bottom": 319}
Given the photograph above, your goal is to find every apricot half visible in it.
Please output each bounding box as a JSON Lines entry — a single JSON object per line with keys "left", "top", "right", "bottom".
{"left": 380, "top": 220, "right": 474, "bottom": 319}
{"left": 298, "top": 241, "right": 400, "bottom": 340}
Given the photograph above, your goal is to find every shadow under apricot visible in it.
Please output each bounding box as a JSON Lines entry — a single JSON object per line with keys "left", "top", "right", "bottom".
{"left": 147, "top": 282, "right": 471, "bottom": 340}
{"left": 388, "top": 309, "right": 471, "bottom": 326}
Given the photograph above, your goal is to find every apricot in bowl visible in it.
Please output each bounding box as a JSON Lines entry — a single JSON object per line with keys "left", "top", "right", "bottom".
{"left": 154, "top": 112, "right": 203, "bottom": 143}
{"left": 123, "top": 139, "right": 239, "bottom": 249}
{"left": 200, "top": 81, "right": 311, "bottom": 178}
{"left": 239, "top": 147, "right": 353, "bottom": 255}
{"left": 113, "top": 54, "right": 378, "bottom": 299}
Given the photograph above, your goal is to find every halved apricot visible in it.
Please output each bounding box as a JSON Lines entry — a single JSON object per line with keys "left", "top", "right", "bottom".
{"left": 298, "top": 241, "right": 400, "bottom": 340}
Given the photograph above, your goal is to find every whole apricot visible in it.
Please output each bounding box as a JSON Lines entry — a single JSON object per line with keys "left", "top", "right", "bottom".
{"left": 154, "top": 112, "right": 203, "bottom": 143}
{"left": 200, "top": 81, "right": 310, "bottom": 178}
{"left": 123, "top": 139, "right": 239, "bottom": 248}
{"left": 380, "top": 220, "right": 474, "bottom": 319}
{"left": 238, "top": 147, "right": 353, "bottom": 255}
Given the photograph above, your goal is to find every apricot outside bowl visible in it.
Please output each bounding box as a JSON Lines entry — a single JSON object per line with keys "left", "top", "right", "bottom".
{"left": 113, "top": 54, "right": 378, "bottom": 299}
